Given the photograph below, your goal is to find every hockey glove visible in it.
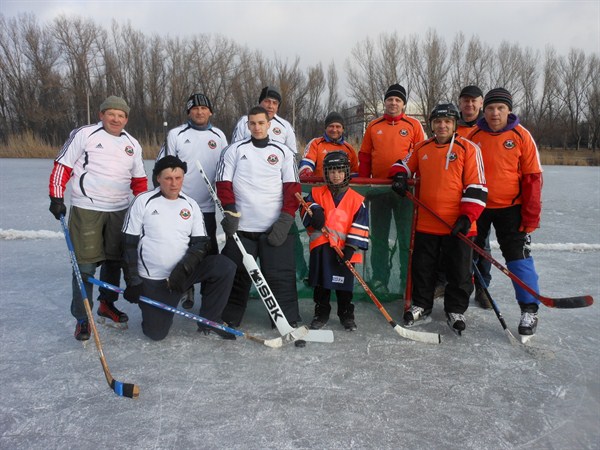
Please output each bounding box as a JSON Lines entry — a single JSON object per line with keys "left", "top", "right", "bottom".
{"left": 123, "top": 282, "right": 143, "bottom": 304}
{"left": 309, "top": 206, "right": 325, "bottom": 230}
{"left": 451, "top": 215, "right": 471, "bottom": 236}
{"left": 168, "top": 236, "right": 211, "bottom": 293}
{"left": 49, "top": 196, "right": 67, "bottom": 220}
{"left": 336, "top": 245, "right": 356, "bottom": 265}
{"left": 221, "top": 205, "right": 241, "bottom": 237}
{"left": 267, "top": 212, "right": 295, "bottom": 247}
{"left": 391, "top": 173, "right": 409, "bottom": 197}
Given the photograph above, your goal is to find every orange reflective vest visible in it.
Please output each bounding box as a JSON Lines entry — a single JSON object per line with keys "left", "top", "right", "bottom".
{"left": 307, "top": 186, "right": 366, "bottom": 263}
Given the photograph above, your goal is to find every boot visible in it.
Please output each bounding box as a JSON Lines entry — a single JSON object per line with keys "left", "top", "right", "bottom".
{"left": 475, "top": 287, "right": 492, "bottom": 309}
{"left": 74, "top": 319, "right": 90, "bottom": 341}
{"left": 181, "top": 285, "right": 194, "bottom": 310}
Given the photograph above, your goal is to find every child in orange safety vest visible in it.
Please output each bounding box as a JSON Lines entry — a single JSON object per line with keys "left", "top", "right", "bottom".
{"left": 300, "top": 151, "right": 369, "bottom": 331}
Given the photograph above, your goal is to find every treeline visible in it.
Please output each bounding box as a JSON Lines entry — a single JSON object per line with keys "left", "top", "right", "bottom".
{"left": 1, "top": 13, "right": 598, "bottom": 151}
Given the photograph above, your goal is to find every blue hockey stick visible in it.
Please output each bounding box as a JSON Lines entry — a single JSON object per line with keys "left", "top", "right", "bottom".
{"left": 59, "top": 216, "right": 139, "bottom": 399}
{"left": 88, "top": 277, "right": 308, "bottom": 348}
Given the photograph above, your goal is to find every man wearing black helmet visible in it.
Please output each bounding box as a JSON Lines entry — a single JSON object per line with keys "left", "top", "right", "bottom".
{"left": 389, "top": 103, "right": 487, "bottom": 334}
{"left": 300, "top": 151, "right": 369, "bottom": 331}
{"left": 231, "top": 85, "right": 297, "bottom": 153}
{"left": 121, "top": 155, "right": 236, "bottom": 341}
{"left": 155, "top": 93, "right": 228, "bottom": 309}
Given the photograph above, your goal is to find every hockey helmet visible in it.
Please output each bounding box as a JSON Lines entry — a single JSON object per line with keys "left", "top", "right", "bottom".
{"left": 429, "top": 103, "right": 460, "bottom": 123}
{"left": 323, "top": 151, "right": 350, "bottom": 189}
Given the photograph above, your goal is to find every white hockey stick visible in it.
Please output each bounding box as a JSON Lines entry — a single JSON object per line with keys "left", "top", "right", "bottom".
{"left": 196, "top": 160, "right": 334, "bottom": 343}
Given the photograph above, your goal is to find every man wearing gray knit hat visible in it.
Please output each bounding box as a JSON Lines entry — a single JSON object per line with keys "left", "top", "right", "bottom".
{"left": 467, "top": 87, "right": 544, "bottom": 340}
{"left": 49, "top": 95, "right": 147, "bottom": 340}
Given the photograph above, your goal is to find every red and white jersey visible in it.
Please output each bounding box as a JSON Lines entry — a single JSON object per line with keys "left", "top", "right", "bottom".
{"left": 157, "top": 123, "right": 227, "bottom": 212}
{"left": 216, "top": 139, "right": 299, "bottom": 232}
{"left": 122, "top": 187, "right": 206, "bottom": 279}
{"left": 52, "top": 122, "right": 147, "bottom": 211}
{"left": 231, "top": 114, "right": 297, "bottom": 152}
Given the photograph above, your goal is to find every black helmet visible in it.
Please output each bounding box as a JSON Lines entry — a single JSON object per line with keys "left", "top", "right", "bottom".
{"left": 429, "top": 103, "right": 460, "bottom": 123}
{"left": 323, "top": 151, "right": 350, "bottom": 190}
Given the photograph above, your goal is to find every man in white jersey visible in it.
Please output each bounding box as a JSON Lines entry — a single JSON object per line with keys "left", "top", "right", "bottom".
{"left": 230, "top": 86, "right": 297, "bottom": 152}
{"left": 49, "top": 95, "right": 147, "bottom": 341}
{"left": 121, "top": 156, "right": 236, "bottom": 341}
{"left": 216, "top": 106, "right": 301, "bottom": 329}
{"left": 156, "top": 93, "right": 228, "bottom": 309}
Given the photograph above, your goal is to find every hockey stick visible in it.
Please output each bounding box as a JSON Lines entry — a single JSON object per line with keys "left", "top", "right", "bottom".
{"left": 472, "top": 262, "right": 520, "bottom": 345}
{"left": 472, "top": 263, "right": 555, "bottom": 358}
{"left": 87, "top": 278, "right": 308, "bottom": 348}
{"left": 405, "top": 191, "right": 593, "bottom": 309}
{"left": 296, "top": 193, "right": 441, "bottom": 344}
{"left": 196, "top": 160, "right": 334, "bottom": 344}
{"left": 404, "top": 186, "right": 419, "bottom": 312}
{"left": 59, "top": 216, "right": 139, "bottom": 399}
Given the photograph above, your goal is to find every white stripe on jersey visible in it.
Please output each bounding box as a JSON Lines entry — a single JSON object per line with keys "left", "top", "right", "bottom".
{"left": 216, "top": 139, "right": 297, "bottom": 233}
{"left": 157, "top": 124, "right": 227, "bottom": 212}
{"left": 122, "top": 187, "right": 206, "bottom": 279}
{"left": 56, "top": 122, "right": 146, "bottom": 211}
{"left": 231, "top": 114, "right": 297, "bottom": 152}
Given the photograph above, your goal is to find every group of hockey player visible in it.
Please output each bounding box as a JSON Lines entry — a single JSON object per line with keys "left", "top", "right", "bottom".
{"left": 49, "top": 81, "right": 543, "bottom": 345}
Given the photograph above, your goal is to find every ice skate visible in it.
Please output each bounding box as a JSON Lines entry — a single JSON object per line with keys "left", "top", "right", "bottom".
{"left": 446, "top": 312, "right": 466, "bottom": 335}
{"left": 518, "top": 310, "right": 538, "bottom": 339}
{"left": 403, "top": 305, "right": 432, "bottom": 327}
{"left": 97, "top": 301, "right": 129, "bottom": 329}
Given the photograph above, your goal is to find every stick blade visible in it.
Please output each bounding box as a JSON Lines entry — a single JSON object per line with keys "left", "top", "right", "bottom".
{"left": 303, "top": 329, "right": 335, "bottom": 343}
{"left": 393, "top": 322, "right": 441, "bottom": 344}
{"left": 540, "top": 294, "right": 594, "bottom": 309}
{"left": 111, "top": 379, "right": 140, "bottom": 398}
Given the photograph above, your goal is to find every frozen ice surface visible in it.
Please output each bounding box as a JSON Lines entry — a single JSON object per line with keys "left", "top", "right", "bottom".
{"left": 1, "top": 160, "right": 599, "bottom": 449}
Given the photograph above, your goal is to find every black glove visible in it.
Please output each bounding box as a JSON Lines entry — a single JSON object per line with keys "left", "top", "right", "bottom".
{"left": 391, "top": 173, "right": 409, "bottom": 196}
{"left": 124, "top": 282, "right": 143, "bottom": 304}
{"left": 310, "top": 206, "right": 325, "bottom": 229}
{"left": 267, "top": 212, "right": 295, "bottom": 247}
{"left": 337, "top": 246, "right": 356, "bottom": 265}
{"left": 221, "top": 205, "right": 240, "bottom": 237}
{"left": 168, "top": 236, "right": 211, "bottom": 293}
{"left": 451, "top": 215, "right": 471, "bottom": 236}
{"left": 49, "top": 196, "right": 66, "bottom": 220}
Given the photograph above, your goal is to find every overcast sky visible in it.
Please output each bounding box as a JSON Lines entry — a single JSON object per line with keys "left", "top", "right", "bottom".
{"left": 2, "top": 0, "right": 599, "bottom": 83}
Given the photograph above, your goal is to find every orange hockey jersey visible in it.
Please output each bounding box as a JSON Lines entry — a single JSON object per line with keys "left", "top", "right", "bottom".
{"left": 359, "top": 114, "right": 425, "bottom": 178}
{"left": 390, "top": 135, "right": 487, "bottom": 235}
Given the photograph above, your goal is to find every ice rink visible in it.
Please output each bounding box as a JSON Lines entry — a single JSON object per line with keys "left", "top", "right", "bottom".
{"left": 1, "top": 160, "right": 598, "bottom": 449}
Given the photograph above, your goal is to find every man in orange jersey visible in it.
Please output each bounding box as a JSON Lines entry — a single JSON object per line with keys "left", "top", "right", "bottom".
{"left": 298, "top": 112, "right": 359, "bottom": 179}
{"left": 359, "top": 84, "right": 425, "bottom": 296}
{"left": 468, "top": 88, "right": 543, "bottom": 338}
{"left": 389, "top": 103, "right": 486, "bottom": 334}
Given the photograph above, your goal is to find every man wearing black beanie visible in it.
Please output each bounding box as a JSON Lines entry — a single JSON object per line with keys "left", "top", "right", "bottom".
{"left": 358, "top": 83, "right": 425, "bottom": 298}
{"left": 468, "top": 88, "right": 544, "bottom": 340}
{"left": 231, "top": 85, "right": 297, "bottom": 153}
{"left": 155, "top": 93, "right": 228, "bottom": 309}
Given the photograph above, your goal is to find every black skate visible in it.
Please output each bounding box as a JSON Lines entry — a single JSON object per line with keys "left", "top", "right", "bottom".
{"left": 518, "top": 311, "right": 538, "bottom": 343}
{"left": 98, "top": 301, "right": 128, "bottom": 329}
{"left": 404, "top": 305, "right": 432, "bottom": 327}
{"left": 446, "top": 312, "right": 466, "bottom": 336}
